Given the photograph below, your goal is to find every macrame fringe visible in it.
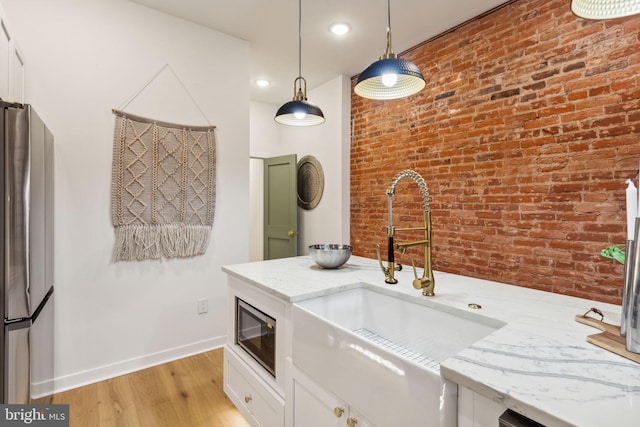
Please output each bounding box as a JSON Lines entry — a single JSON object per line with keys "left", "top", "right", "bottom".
{"left": 113, "top": 224, "right": 211, "bottom": 262}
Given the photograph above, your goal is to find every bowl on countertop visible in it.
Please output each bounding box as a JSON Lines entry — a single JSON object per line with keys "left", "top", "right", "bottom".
{"left": 309, "top": 244, "right": 352, "bottom": 269}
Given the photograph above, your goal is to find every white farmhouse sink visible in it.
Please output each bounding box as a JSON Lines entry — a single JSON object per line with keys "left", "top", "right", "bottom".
{"left": 292, "top": 284, "right": 505, "bottom": 427}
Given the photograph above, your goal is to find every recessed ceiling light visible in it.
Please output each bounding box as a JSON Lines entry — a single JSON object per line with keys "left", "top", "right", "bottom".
{"left": 329, "top": 23, "right": 350, "bottom": 36}
{"left": 256, "top": 79, "right": 270, "bottom": 88}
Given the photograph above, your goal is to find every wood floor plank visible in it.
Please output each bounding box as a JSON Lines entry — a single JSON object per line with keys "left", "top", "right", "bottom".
{"left": 96, "top": 372, "right": 140, "bottom": 427}
{"left": 128, "top": 364, "right": 181, "bottom": 426}
{"left": 37, "top": 348, "right": 250, "bottom": 427}
{"left": 43, "top": 382, "right": 101, "bottom": 427}
{"left": 202, "top": 351, "right": 251, "bottom": 427}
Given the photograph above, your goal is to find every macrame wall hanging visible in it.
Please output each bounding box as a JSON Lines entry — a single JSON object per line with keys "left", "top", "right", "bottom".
{"left": 111, "top": 64, "right": 216, "bottom": 262}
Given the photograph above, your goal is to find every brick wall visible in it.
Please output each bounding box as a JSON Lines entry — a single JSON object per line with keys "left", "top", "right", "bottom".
{"left": 350, "top": 0, "right": 640, "bottom": 304}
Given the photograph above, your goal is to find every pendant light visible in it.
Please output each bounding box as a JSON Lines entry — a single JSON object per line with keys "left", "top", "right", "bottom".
{"left": 571, "top": 0, "right": 640, "bottom": 19}
{"left": 275, "top": 0, "right": 325, "bottom": 126}
{"left": 354, "top": 0, "right": 426, "bottom": 100}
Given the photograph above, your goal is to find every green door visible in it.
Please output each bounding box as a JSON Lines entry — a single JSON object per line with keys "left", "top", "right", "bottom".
{"left": 264, "top": 154, "right": 298, "bottom": 259}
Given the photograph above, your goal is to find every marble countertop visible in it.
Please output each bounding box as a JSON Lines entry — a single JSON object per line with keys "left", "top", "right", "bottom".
{"left": 223, "top": 255, "right": 640, "bottom": 427}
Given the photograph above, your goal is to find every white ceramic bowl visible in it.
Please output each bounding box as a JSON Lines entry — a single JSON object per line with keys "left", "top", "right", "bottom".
{"left": 309, "top": 244, "right": 352, "bottom": 269}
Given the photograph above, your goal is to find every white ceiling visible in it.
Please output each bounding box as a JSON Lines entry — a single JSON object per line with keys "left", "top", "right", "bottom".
{"left": 131, "top": 0, "right": 510, "bottom": 105}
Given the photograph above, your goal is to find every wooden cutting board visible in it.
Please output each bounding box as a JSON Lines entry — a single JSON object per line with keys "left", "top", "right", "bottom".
{"left": 574, "top": 314, "right": 640, "bottom": 364}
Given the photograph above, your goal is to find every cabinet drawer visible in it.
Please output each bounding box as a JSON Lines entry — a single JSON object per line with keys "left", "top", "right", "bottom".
{"left": 294, "top": 377, "right": 344, "bottom": 427}
{"left": 224, "top": 346, "right": 284, "bottom": 427}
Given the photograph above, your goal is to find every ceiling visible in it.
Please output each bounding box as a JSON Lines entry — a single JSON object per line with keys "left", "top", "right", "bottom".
{"left": 131, "top": 0, "right": 510, "bottom": 105}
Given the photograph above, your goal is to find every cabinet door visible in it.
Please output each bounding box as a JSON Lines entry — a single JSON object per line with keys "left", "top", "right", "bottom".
{"left": 9, "top": 44, "right": 24, "bottom": 102}
{"left": 346, "top": 407, "right": 377, "bottom": 427}
{"left": 224, "top": 346, "right": 285, "bottom": 427}
{"left": 293, "top": 377, "right": 344, "bottom": 427}
{"left": 0, "top": 16, "right": 10, "bottom": 100}
{"left": 458, "top": 385, "right": 506, "bottom": 427}
{"left": 225, "top": 351, "right": 259, "bottom": 426}
{"left": 292, "top": 376, "right": 379, "bottom": 427}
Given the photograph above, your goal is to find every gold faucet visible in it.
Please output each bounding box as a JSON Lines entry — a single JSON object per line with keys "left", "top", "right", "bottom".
{"left": 375, "top": 169, "right": 435, "bottom": 296}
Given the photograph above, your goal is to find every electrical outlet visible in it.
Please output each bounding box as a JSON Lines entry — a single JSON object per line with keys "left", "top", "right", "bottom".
{"left": 197, "top": 298, "right": 208, "bottom": 314}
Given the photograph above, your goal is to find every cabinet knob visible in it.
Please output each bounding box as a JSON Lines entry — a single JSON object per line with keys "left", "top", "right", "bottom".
{"left": 347, "top": 417, "right": 358, "bottom": 427}
{"left": 244, "top": 395, "right": 252, "bottom": 403}
{"left": 334, "top": 407, "right": 344, "bottom": 418}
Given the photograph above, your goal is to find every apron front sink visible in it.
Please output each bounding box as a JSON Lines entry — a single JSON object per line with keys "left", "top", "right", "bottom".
{"left": 292, "top": 284, "right": 505, "bottom": 427}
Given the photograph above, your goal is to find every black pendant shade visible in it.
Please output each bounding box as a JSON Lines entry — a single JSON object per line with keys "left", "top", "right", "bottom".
{"left": 354, "top": 0, "right": 426, "bottom": 100}
{"left": 355, "top": 57, "right": 425, "bottom": 100}
{"left": 275, "top": 76, "right": 325, "bottom": 126}
{"left": 275, "top": 0, "right": 325, "bottom": 126}
{"left": 275, "top": 100, "right": 325, "bottom": 126}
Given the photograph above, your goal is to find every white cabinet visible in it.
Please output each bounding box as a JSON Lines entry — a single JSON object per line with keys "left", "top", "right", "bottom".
{"left": 9, "top": 43, "right": 24, "bottom": 102}
{"left": 345, "top": 407, "right": 376, "bottom": 427}
{"left": 223, "top": 276, "right": 289, "bottom": 427}
{"left": 224, "top": 346, "right": 285, "bottom": 427}
{"left": 292, "top": 367, "right": 376, "bottom": 427}
{"left": 458, "top": 385, "right": 506, "bottom": 427}
{"left": 0, "top": 12, "right": 11, "bottom": 100}
{"left": 293, "top": 376, "right": 344, "bottom": 427}
{"left": 0, "top": 6, "right": 25, "bottom": 103}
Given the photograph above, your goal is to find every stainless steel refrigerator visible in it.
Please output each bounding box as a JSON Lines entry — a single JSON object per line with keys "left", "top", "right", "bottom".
{"left": 1, "top": 100, "right": 54, "bottom": 404}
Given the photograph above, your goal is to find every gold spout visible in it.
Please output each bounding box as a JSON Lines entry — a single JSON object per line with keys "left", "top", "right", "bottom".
{"left": 396, "top": 239, "right": 430, "bottom": 253}
{"left": 379, "top": 169, "right": 435, "bottom": 295}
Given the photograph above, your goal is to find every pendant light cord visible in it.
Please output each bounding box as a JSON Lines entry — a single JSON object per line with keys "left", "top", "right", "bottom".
{"left": 275, "top": 0, "right": 325, "bottom": 124}
{"left": 298, "top": 0, "right": 302, "bottom": 78}
{"left": 384, "top": 0, "right": 394, "bottom": 57}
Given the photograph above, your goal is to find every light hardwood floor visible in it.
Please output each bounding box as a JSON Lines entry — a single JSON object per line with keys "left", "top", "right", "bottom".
{"left": 35, "top": 348, "right": 251, "bottom": 427}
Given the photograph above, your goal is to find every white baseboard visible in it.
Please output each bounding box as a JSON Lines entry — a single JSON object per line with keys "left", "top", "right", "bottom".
{"left": 31, "top": 336, "right": 226, "bottom": 398}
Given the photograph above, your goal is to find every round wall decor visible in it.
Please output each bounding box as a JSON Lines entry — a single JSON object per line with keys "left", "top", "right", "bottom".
{"left": 297, "top": 155, "right": 324, "bottom": 210}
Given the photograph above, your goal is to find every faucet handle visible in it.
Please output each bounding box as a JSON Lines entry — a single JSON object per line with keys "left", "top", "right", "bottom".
{"left": 376, "top": 244, "right": 400, "bottom": 284}
{"left": 410, "top": 259, "right": 423, "bottom": 279}
{"left": 375, "top": 244, "right": 386, "bottom": 275}
{"left": 410, "top": 259, "right": 428, "bottom": 289}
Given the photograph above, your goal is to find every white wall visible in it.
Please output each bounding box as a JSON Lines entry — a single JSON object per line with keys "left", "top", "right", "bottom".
{"left": 250, "top": 101, "right": 283, "bottom": 158}
{"left": 1, "top": 0, "right": 250, "bottom": 394}
{"left": 248, "top": 101, "right": 281, "bottom": 261}
{"left": 249, "top": 158, "right": 264, "bottom": 261}
{"left": 249, "top": 75, "right": 351, "bottom": 257}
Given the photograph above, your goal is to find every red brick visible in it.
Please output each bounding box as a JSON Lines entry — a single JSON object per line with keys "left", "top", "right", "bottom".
{"left": 351, "top": 0, "right": 640, "bottom": 305}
